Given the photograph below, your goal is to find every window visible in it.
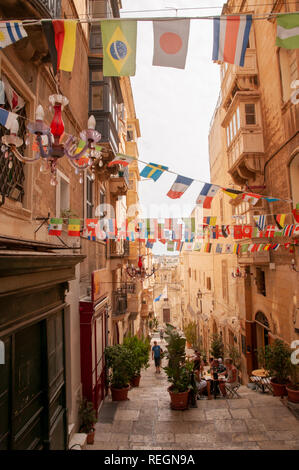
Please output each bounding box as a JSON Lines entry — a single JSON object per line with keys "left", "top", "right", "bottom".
{"left": 56, "top": 171, "right": 70, "bottom": 217}
{"left": 127, "top": 130, "right": 134, "bottom": 141}
{"left": 279, "top": 49, "right": 298, "bottom": 103}
{"left": 194, "top": 270, "right": 197, "bottom": 281}
{"left": 86, "top": 173, "right": 93, "bottom": 218}
{"left": 245, "top": 103, "right": 256, "bottom": 125}
{"left": 90, "top": 67, "right": 104, "bottom": 111}
{"left": 188, "top": 268, "right": 191, "bottom": 278}
{"left": 91, "top": 85, "right": 103, "bottom": 110}
{"left": 206, "top": 277, "right": 211, "bottom": 291}
{"left": 256, "top": 268, "right": 266, "bottom": 296}
{"left": 236, "top": 106, "right": 240, "bottom": 129}
{"left": 0, "top": 77, "right": 26, "bottom": 203}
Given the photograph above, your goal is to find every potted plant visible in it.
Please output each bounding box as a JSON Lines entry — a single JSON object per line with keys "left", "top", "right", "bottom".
{"left": 264, "top": 339, "right": 292, "bottom": 397}
{"left": 209, "top": 333, "right": 224, "bottom": 359}
{"left": 163, "top": 324, "right": 192, "bottom": 410}
{"left": 286, "top": 363, "right": 299, "bottom": 403}
{"left": 78, "top": 399, "right": 97, "bottom": 445}
{"left": 105, "top": 344, "right": 135, "bottom": 401}
{"left": 225, "top": 345, "right": 241, "bottom": 370}
{"left": 183, "top": 321, "right": 198, "bottom": 349}
{"left": 123, "top": 335, "right": 150, "bottom": 387}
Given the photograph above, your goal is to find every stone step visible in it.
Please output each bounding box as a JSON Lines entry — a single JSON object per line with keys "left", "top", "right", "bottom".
{"left": 69, "top": 432, "right": 88, "bottom": 450}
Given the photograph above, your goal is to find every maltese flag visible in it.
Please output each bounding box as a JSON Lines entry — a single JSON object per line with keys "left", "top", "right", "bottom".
{"left": 152, "top": 19, "right": 190, "bottom": 69}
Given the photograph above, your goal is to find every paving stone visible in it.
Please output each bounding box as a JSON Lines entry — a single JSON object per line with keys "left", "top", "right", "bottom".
{"left": 257, "top": 441, "right": 294, "bottom": 450}
{"left": 155, "top": 433, "right": 175, "bottom": 443}
{"left": 245, "top": 419, "right": 267, "bottom": 432}
{"left": 109, "top": 433, "right": 130, "bottom": 443}
{"left": 114, "top": 409, "right": 140, "bottom": 421}
{"left": 181, "top": 410, "right": 206, "bottom": 421}
{"left": 132, "top": 421, "right": 154, "bottom": 435}
{"left": 174, "top": 433, "right": 195, "bottom": 443}
{"left": 154, "top": 421, "right": 190, "bottom": 433}
{"left": 214, "top": 419, "right": 247, "bottom": 433}
{"left": 232, "top": 432, "right": 268, "bottom": 442}
{"left": 205, "top": 409, "right": 232, "bottom": 420}
{"left": 93, "top": 432, "right": 111, "bottom": 443}
{"left": 228, "top": 399, "right": 251, "bottom": 409}
{"left": 250, "top": 406, "right": 293, "bottom": 419}
{"left": 230, "top": 409, "right": 252, "bottom": 419}
{"left": 111, "top": 420, "right": 134, "bottom": 433}
{"left": 266, "top": 430, "right": 299, "bottom": 441}
{"left": 94, "top": 422, "right": 113, "bottom": 433}
{"left": 199, "top": 400, "right": 229, "bottom": 409}
{"left": 262, "top": 417, "right": 299, "bottom": 431}
{"left": 87, "top": 443, "right": 119, "bottom": 450}
{"left": 188, "top": 421, "right": 215, "bottom": 434}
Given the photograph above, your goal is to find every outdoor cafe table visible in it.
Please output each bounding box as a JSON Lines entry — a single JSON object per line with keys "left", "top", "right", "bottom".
{"left": 251, "top": 369, "right": 270, "bottom": 393}
{"left": 203, "top": 372, "right": 226, "bottom": 399}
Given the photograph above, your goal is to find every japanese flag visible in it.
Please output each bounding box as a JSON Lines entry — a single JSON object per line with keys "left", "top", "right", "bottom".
{"left": 152, "top": 19, "right": 190, "bottom": 69}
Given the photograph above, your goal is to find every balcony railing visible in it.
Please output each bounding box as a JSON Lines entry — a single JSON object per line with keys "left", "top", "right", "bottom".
{"left": 30, "top": 0, "right": 61, "bottom": 17}
{"left": 113, "top": 289, "right": 127, "bottom": 316}
{"left": 107, "top": 239, "right": 130, "bottom": 258}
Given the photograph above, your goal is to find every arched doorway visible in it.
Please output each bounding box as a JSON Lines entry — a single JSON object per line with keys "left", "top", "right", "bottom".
{"left": 255, "top": 311, "right": 270, "bottom": 367}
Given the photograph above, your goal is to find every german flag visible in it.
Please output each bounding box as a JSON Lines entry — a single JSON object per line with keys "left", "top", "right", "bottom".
{"left": 42, "top": 20, "right": 77, "bottom": 73}
{"left": 221, "top": 188, "right": 243, "bottom": 199}
{"left": 68, "top": 218, "right": 81, "bottom": 237}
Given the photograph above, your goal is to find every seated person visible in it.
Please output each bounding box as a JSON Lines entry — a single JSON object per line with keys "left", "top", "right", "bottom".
{"left": 217, "top": 358, "right": 226, "bottom": 373}
{"left": 194, "top": 367, "right": 212, "bottom": 400}
{"left": 193, "top": 350, "right": 204, "bottom": 373}
{"left": 219, "top": 359, "right": 238, "bottom": 397}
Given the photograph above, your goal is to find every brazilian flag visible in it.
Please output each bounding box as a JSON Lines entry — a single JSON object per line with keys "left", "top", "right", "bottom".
{"left": 101, "top": 20, "right": 137, "bottom": 76}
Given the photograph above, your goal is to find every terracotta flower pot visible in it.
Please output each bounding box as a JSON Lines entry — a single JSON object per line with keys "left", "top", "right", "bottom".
{"left": 130, "top": 375, "right": 141, "bottom": 387}
{"left": 270, "top": 379, "right": 290, "bottom": 397}
{"left": 86, "top": 429, "right": 95, "bottom": 445}
{"left": 111, "top": 385, "right": 130, "bottom": 401}
{"left": 168, "top": 387, "right": 189, "bottom": 410}
{"left": 286, "top": 385, "right": 299, "bottom": 403}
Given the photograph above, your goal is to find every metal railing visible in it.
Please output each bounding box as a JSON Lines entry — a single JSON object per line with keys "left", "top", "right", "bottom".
{"left": 113, "top": 289, "right": 127, "bottom": 316}
{"left": 30, "top": 0, "right": 61, "bottom": 17}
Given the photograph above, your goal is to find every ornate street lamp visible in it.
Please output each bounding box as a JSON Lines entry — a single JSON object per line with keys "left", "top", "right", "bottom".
{"left": 1, "top": 94, "right": 103, "bottom": 185}
{"left": 125, "top": 226, "right": 157, "bottom": 281}
{"left": 231, "top": 266, "right": 247, "bottom": 278}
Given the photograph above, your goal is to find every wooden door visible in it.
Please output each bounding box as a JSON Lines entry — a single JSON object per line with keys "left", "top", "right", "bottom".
{"left": 163, "top": 309, "right": 170, "bottom": 323}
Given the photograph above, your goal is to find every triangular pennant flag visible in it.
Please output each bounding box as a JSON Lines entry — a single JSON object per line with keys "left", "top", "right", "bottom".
{"left": 221, "top": 188, "right": 243, "bottom": 199}
{"left": 152, "top": 19, "right": 190, "bottom": 69}
{"left": 253, "top": 215, "right": 266, "bottom": 231}
{"left": 101, "top": 20, "right": 137, "bottom": 76}
{"left": 2, "top": 76, "right": 25, "bottom": 112}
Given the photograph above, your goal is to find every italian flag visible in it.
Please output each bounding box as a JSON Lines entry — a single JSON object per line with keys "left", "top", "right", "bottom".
{"left": 68, "top": 218, "right": 81, "bottom": 237}
{"left": 276, "top": 14, "right": 299, "bottom": 49}
{"left": 48, "top": 218, "right": 63, "bottom": 236}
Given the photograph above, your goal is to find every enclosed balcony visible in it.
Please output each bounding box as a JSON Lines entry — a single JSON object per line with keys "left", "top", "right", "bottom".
{"left": 107, "top": 239, "right": 130, "bottom": 259}
{"left": 222, "top": 93, "right": 265, "bottom": 185}
{"left": 113, "top": 288, "right": 127, "bottom": 317}
{"left": 221, "top": 49, "right": 258, "bottom": 109}
{"left": 110, "top": 168, "right": 130, "bottom": 196}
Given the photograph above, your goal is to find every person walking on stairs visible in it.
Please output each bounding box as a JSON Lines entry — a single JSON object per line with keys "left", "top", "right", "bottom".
{"left": 152, "top": 341, "right": 163, "bottom": 374}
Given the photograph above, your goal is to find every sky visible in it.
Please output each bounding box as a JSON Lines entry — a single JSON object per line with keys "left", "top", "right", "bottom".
{"left": 120, "top": 1, "right": 223, "bottom": 252}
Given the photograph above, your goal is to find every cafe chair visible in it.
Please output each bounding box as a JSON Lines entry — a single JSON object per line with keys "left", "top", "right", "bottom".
{"left": 225, "top": 383, "right": 241, "bottom": 399}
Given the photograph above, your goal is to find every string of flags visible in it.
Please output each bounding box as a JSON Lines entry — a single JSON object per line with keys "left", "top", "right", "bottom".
{"left": 47, "top": 216, "right": 299, "bottom": 243}
{"left": 1, "top": 13, "right": 298, "bottom": 76}
{"left": 110, "top": 155, "right": 293, "bottom": 206}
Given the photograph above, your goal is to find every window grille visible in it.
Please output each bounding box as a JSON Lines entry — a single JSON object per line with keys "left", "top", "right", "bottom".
{"left": 0, "top": 94, "right": 26, "bottom": 204}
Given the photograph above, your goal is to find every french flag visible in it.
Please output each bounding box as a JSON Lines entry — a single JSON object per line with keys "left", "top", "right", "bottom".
{"left": 0, "top": 107, "right": 17, "bottom": 130}
{"left": 212, "top": 15, "right": 252, "bottom": 67}
{"left": 167, "top": 175, "right": 193, "bottom": 199}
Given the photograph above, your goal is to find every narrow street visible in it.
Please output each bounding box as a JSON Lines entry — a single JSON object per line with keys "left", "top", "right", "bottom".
{"left": 88, "top": 340, "right": 299, "bottom": 451}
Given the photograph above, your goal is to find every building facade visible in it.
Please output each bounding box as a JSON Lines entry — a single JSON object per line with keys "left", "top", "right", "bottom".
{"left": 0, "top": 0, "right": 144, "bottom": 449}
{"left": 180, "top": 0, "right": 299, "bottom": 381}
